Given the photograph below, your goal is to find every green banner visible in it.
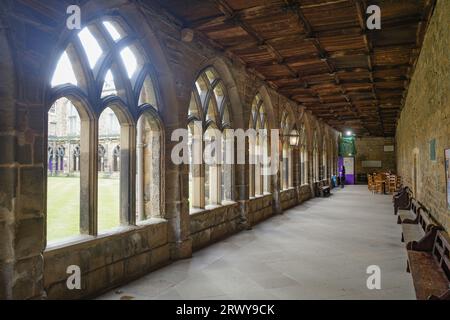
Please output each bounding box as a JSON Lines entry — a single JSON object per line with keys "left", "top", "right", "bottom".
{"left": 339, "top": 136, "right": 356, "bottom": 157}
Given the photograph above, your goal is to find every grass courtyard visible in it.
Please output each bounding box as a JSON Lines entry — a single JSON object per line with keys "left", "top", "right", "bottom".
{"left": 47, "top": 176, "right": 120, "bottom": 243}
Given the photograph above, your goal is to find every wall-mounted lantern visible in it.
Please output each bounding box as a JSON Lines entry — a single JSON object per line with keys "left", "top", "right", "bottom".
{"left": 287, "top": 129, "right": 300, "bottom": 147}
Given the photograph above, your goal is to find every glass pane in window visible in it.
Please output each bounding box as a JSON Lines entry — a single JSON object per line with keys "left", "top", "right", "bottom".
{"left": 99, "top": 107, "right": 120, "bottom": 136}
{"left": 101, "top": 70, "right": 118, "bottom": 97}
{"left": 204, "top": 127, "right": 219, "bottom": 205}
{"left": 206, "top": 99, "right": 217, "bottom": 123}
{"left": 139, "top": 75, "right": 158, "bottom": 108}
{"left": 222, "top": 129, "right": 232, "bottom": 202}
{"left": 188, "top": 123, "right": 195, "bottom": 208}
{"left": 188, "top": 121, "right": 203, "bottom": 209}
{"left": 98, "top": 109, "right": 121, "bottom": 233}
{"left": 120, "top": 47, "right": 138, "bottom": 78}
{"left": 188, "top": 93, "right": 200, "bottom": 118}
{"left": 195, "top": 76, "right": 208, "bottom": 105}
{"left": 78, "top": 27, "right": 103, "bottom": 69}
{"left": 136, "top": 113, "right": 161, "bottom": 221}
{"left": 251, "top": 103, "right": 257, "bottom": 122}
{"left": 259, "top": 105, "right": 265, "bottom": 126}
{"left": 222, "top": 104, "right": 231, "bottom": 125}
{"left": 47, "top": 98, "right": 81, "bottom": 243}
{"left": 214, "top": 82, "right": 225, "bottom": 108}
{"left": 254, "top": 94, "right": 261, "bottom": 106}
{"left": 205, "top": 69, "right": 217, "bottom": 83}
{"left": 51, "top": 51, "right": 78, "bottom": 87}
{"left": 103, "top": 21, "right": 123, "bottom": 42}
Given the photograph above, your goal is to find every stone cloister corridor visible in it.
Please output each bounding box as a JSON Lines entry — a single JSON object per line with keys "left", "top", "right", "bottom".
{"left": 0, "top": 0, "right": 449, "bottom": 303}
{"left": 99, "top": 185, "right": 414, "bottom": 300}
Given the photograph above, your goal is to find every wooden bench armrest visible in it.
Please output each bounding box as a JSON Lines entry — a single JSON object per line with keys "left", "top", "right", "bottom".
{"left": 401, "top": 202, "right": 420, "bottom": 224}
{"left": 428, "top": 289, "right": 450, "bottom": 300}
{"left": 406, "top": 225, "right": 442, "bottom": 252}
{"left": 402, "top": 213, "right": 419, "bottom": 224}
{"left": 394, "top": 194, "right": 412, "bottom": 215}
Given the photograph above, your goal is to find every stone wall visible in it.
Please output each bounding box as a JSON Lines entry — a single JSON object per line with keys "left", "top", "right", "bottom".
{"left": 280, "top": 189, "right": 298, "bottom": 211}
{"left": 355, "top": 137, "right": 396, "bottom": 176}
{"left": 396, "top": 0, "right": 450, "bottom": 231}
{"left": 297, "top": 185, "right": 313, "bottom": 203}
{"left": 44, "top": 220, "right": 169, "bottom": 299}
{"left": 190, "top": 203, "right": 241, "bottom": 251}
{"left": 248, "top": 195, "right": 274, "bottom": 226}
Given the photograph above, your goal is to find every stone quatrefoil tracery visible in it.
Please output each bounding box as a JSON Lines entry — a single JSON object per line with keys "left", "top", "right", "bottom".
{"left": 189, "top": 68, "right": 231, "bottom": 129}
{"left": 51, "top": 18, "right": 158, "bottom": 111}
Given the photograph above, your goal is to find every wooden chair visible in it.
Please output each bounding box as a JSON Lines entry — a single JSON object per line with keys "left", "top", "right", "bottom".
{"left": 384, "top": 174, "right": 389, "bottom": 192}
{"left": 388, "top": 175, "right": 397, "bottom": 194}
{"left": 374, "top": 174, "right": 384, "bottom": 194}
{"left": 367, "top": 174, "right": 374, "bottom": 192}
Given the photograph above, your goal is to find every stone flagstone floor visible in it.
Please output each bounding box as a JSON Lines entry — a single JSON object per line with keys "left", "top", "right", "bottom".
{"left": 99, "top": 185, "right": 415, "bottom": 300}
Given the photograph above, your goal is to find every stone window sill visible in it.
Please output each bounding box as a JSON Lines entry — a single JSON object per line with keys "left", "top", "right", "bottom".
{"left": 189, "top": 201, "right": 238, "bottom": 216}
{"left": 249, "top": 193, "right": 272, "bottom": 200}
{"left": 45, "top": 217, "right": 168, "bottom": 253}
{"left": 300, "top": 183, "right": 310, "bottom": 187}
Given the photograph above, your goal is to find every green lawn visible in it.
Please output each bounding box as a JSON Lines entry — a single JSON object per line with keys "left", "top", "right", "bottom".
{"left": 47, "top": 176, "right": 120, "bottom": 243}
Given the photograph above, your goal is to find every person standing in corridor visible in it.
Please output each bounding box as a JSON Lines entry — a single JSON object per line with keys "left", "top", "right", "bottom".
{"left": 341, "top": 165, "right": 346, "bottom": 188}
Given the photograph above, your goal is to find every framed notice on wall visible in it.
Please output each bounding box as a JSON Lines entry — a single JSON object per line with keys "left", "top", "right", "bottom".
{"left": 430, "top": 139, "right": 436, "bottom": 161}
{"left": 446, "top": 149, "right": 450, "bottom": 210}
{"left": 343, "top": 157, "right": 354, "bottom": 174}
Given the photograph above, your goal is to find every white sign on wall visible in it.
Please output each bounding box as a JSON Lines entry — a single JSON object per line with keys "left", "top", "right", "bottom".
{"left": 343, "top": 157, "right": 354, "bottom": 174}
{"left": 362, "top": 160, "right": 382, "bottom": 168}
{"left": 384, "top": 145, "right": 394, "bottom": 152}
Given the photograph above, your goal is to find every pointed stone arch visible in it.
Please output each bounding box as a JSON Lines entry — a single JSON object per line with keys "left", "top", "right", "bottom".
{"left": 194, "top": 57, "right": 245, "bottom": 130}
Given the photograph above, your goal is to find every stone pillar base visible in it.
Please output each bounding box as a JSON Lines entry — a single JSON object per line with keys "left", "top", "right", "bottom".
{"left": 170, "top": 238, "right": 192, "bottom": 260}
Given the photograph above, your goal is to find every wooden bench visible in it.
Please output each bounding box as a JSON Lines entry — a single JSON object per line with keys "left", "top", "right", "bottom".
{"left": 400, "top": 204, "right": 436, "bottom": 245}
{"left": 397, "top": 198, "right": 419, "bottom": 224}
{"left": 393, "top": 186, "right": 412, "bottom": 215}
{"left": 320, "top": 185, "right": 331, "bottom": 197}
{"left": 406, "top": 230, "right": 450, "bottom": 300}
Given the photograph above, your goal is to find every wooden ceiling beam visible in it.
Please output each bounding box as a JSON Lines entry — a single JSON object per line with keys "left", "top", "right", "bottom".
{"left": 353, "top": 0, "right": 385, "bottom": 136}
{"left": 285, "top": 0, "right": 372, "bottom": 135}
{"left": 156, "top": 0, "right": 436, "bottom": 137}
{"left": 213, "top": 0, "right": 309, "bottom": 86}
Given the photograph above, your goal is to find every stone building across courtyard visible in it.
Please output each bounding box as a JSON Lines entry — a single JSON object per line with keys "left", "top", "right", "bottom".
{"left": 48, "top": 98, "right": 121, "bottom": 177}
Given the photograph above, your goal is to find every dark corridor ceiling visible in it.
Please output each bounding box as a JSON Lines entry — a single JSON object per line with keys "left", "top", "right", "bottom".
{"left": 153, "top": 0, "right": 436, "bottom": 137}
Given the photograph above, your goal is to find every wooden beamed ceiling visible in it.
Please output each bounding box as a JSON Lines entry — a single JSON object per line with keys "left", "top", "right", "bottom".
{"left": 154, "top": 0, "right": 436, "bottom": 137}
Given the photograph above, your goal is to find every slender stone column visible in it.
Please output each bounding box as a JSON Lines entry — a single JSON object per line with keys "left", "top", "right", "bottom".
{"left": 136, "top": 116, "right": 145, "bottom": 221}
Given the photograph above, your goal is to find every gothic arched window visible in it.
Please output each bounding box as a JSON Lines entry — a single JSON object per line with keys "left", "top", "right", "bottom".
{"left": 188, "top": 67, "right": 233, "bottom": 209}
{"left": 46, "top": 97, "right": 83, "bottom": 243}
{"left": 249, "top": 94, "right": 270, "bottom": 197}
{"left": 47, "top": 16, "right": 162, "bottom": 244}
